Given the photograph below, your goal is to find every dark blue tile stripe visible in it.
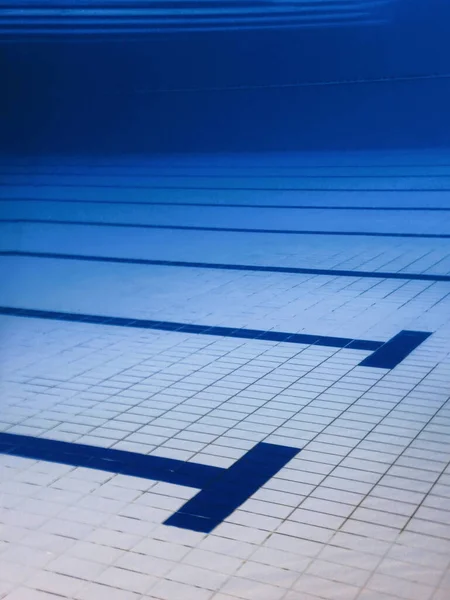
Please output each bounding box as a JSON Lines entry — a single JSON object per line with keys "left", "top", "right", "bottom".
{"left": 2, "top": 198, "right": 450, "bottom": 211}
{"left": 0, "top": 306, "right": 432, "bottom": 368}
{"left": 0, "top": 304, "right": 377, "bottom": 349}
{"left": 0, "top": 219, "right": 448, "bottom": 239}
{"left": 1, "top": 162, "right": 447, "bottom": 169}
{"left": 2, "top": 184, "right": 450, "bottom": 192}
{"left": 2, "top": 250, "right": 449, "bottom": 282}
{"left": 0, "top": 433, "right": 299, "bottom": 533}
{"left": 3, "top": 172, "right": 450, "bottom": 179}
{"left": 0, "top": 432, "right": 222, "bottom": 488}
{"left": 359, "top": 330, "right": 432, "bottom": 369}
{"left": 164, "top": 442, "right": 300, "bottom": 533}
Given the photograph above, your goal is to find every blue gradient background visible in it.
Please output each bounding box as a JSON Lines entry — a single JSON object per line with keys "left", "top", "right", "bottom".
{"left": 0, "top": 0, "right": 449, "bottom": 154}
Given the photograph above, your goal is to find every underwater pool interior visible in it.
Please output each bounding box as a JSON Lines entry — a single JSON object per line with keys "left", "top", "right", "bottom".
{"left": 1, "top": 3, "right": 450, "bottom": 600}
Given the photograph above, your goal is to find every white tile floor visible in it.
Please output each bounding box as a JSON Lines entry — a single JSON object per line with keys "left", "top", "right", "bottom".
{"left": 1, "top": 151, "right": 450, "bottom": 600}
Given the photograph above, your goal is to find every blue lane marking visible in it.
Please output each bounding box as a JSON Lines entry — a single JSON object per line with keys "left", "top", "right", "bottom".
{"left": 359, "top": 330, "right": 432, "bottom": 369}
{"left": 0, "top": 219, "right": 448, "bottom": 239}
{"left": 0, "top": 306, "right": 431, "bottom": 369}
{"left": 3, "top": 173, "right": 450, "bottom": 180}
{"left": 1, "top": 162, "right": 448, "bottom": 170}
{"left": 0, "top": 432, "right": 221, "bottom": 488}
{"left": 165, "top": 443, "right": 300, "bottom": 533}
{"left": 2, "top": 250, "right": 449, "bottom": 282}
{"left": 3, "top": 198, "right": 450, "bottom": 211}
{"left": 2, "top": 184, "right": 449, "bottom": 192}
{"left": 0, "top": 433, "right": 300, "bottom": 534}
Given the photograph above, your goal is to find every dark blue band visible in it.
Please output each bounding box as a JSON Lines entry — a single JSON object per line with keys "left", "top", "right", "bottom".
{"left": 0, "top": 306, "right": 431, "bottom": 369}
{"left": 0, "top": 219, "right": 448, "bottom": 238}
{"left": 2, "top": 250, "right": 449, "bottom": 282}
{"left": 0, "top": 432, "right": 300, "bottom": 533}
{"left": 2, "top": 198, "right": 450, "bottom": 211}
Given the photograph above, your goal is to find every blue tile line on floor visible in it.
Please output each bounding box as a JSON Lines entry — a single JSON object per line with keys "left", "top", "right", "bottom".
{"left": 3, "top": 173, "right": 450, "bottom": 179}
{"left": 359, "top": 330, "right": 432, "bottom": 369}
{"left": 0, "top": 307, "right": 431, "bottom": 369}
{"left": 0, "top": 433, "right": 300, "bottom": 534}
{"left": 2, "top": 184, "right": 450, "bottom": 192}
{"left": 2, "top": 250, "right": 449, "bottom": 282}
{"left": 0, "top": 219, "right": 449, "bottom": 238}
{"left": 1, "top": 162, "right": 448, "bottom": 169}
{"left": 2, "top": 198, "right": 450, "bottom": 211}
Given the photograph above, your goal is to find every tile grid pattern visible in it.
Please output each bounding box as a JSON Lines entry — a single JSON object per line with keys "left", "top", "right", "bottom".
{"left": 1, "top": 156, "right": 450, "bottom": 600}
